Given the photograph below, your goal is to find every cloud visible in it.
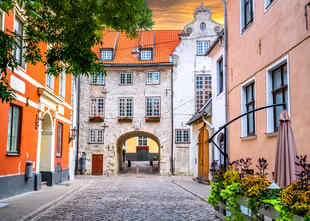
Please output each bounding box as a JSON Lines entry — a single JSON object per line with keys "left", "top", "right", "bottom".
{"left": 146, "top": 0, "right": 224, "bottom": 30}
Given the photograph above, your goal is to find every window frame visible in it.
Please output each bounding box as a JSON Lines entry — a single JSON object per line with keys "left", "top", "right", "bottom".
{"left": 145, "top": 97, "right": 161, "bottom": 118}
{"left": 195, "top": 74, "right": 212, "bottom": 112}
{"left": 89, "top": 129, "right": 104, "bottom": 144}
{"left": 56, "top": 122, "right": 63, "bottom": 157}
{"left": 217, "top": 57, "right": 224, "bottom": 95}
{"left": 119, "top": 97, "right": 133, "bottom": 118}
{"left": 91, "top": 72, "right": 105, "bottom": 85}
{"left": 137, "top": 136, "right": 148, "bottom": 146}
{"left": 245, "top": 82, "right": 255, "bottom": 136}
{"left": 59, "top": 71, "right": 66, "bottom": 98}
{"left": 140, "top": 49, "right": 153, "bottom": 61}
{"left": 119, "top": 72, "right": 133, "bottom": 85}
{"left": 0, "top": 10, "right": 5, "bottom": 31}
{"left": 175, "top": 129, "right": 190, "bottom": 144}
{"left": 90, "top": 98, "right": 105, "bottom": 117}
{"left": 265, "top": 0, "right": 276, "bottom": 10}
{"left": 266, "top": 55, "right": 290, "bottom": 134}
{"left": 46, "top": 74, "right": 54, "bottom": 90}
{"left": 100, "top": 49, "right": 113, "bottom": 61}
{"left": 240, "top": 0, "right": 254, "bottom": 34}
{"left": 197, "top": 41, "right": 210, "bottom": 56}
{"left": 146, "top": 72, "right": 160, "bottom": 85}
{"left": 13, "top": 15, "right": 25, "bottom": 68}
{"left": 7, "top": 104, "right": 22, "bottom": 154}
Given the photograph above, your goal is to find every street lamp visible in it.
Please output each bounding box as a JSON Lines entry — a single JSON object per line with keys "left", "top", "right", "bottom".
{"left": 132, "top": 45, "right": 143, "bottom": 59}
{"left": 69, "top": 127, "right": 78, "bottom": 143}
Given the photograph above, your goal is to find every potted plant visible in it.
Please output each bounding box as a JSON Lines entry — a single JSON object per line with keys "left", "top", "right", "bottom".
{"left": 145, "top": 116, "right": 160, "bottom": 122}
{"left": 118, "top": 117, "right": 133, "bottom": 123}
{"left": 89, "top": 116, "right": 104, "bottom": 122}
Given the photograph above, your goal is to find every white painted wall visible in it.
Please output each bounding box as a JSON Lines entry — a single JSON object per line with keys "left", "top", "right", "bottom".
{"left": 173, "top": 4, "right": 221, "bottom": 176}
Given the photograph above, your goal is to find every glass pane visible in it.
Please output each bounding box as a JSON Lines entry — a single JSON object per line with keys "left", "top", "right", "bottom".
{"left": 126, "top": 73, "right": 132, "bottom": 84}
{"left": 126, "top": 99, "right": 132, "bottom": 117}
{"left": 272, "top": 68, "right": 282, "bottom": 90}
{"left": 7, "top": 106, "right": 13, "bottom": 151}
{"left": 11, "top": 107, "right": 20, "bottom": 152}
{"left": 153, "top": 72, "right": 159, "bottom": 84}
{"left": 283, "top": 64, "right": 288, "bottom": 86}
{"left": 147, "top": 72, "right": 152, "bottom": 84}
{"left": 248, "top": 112, "right": 254, "bottom": 134}
{"left": 146, "top": 98, "right": 152, "bottom": 117}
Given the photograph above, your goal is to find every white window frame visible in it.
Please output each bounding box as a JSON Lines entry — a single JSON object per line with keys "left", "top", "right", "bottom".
{"left": 146, "top": 97, "right": 161, "bottom": 117}
{"left": 266, "top": 55, "right": 290, "bottom": 133}
{"left": 90, "top": 98, "right": 105, "bottom": 117}
{"left": 241, "top": 76, "right": 256, "bottom": 137}
{"left": 217, "top": 57, "right": 224, "bottom": 95}
{"left": 146, "top": 72, "right": 160, "bottom": 85}
{"left": 264, "top": 0, "right": 276, "bottom": 10}
{"left": 119, "top": 97, "right": 133, "bottom": 118}
{"left": 13, "top": 12, "right": 26, "bottom": 69}
{"left": 119, "top": 72, "right": 133, "bottom": 85}
{"left": 197, "top": 41, "right": 210, "bottom": 56}
{"left": 140, "top": 50, "right": 152, "bottom": 61}
{"left": 175, "top": 129, "right": 190, "bottom": 144}
{"left": 91, "top": 72, "right": 105, "bottom": 85}
{"left": 46, "top": 74, "right": 54, "bottom": 90}
{"left": 137, "top": 136, "right": 148, "bottom": 146}
{"left": 240, "top": 0, "right": 255, "bottom": 35}
{"left": 59, "top": 71, "right": 66, "bottom": 98}
{"left": 100, "top": 50, "right": 113, "bottom": 61}
{"left": 89, "top": 129, "right": 104, "bottom": 144}
{"left": 56, "top": 122, "right": 63, "bottom": 156}
{"left": 0, "top": 10, "right": 5, "bottom": 31}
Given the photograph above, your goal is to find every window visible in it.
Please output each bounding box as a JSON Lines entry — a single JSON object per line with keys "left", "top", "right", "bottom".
{"left": 89, "top": 129, "right": 104, "bottom": 143}
{"left": 90, "top": 98, "right": 105, "bottom": 117}
{"left": 59, "top": 71, "right": 66, "bottom": 97}
{"left": 46, "top": 74, "right": 54, "bottom": 90}
{"left": 217, "top": 58, "right": 224, "bottom": 94}
{"left": 200, "top": 23, "right": 206, "bottom": 32}
{"left": 119, "top": 98, "right": 133, "bottom": 117}
{"left": 197, "top": 41, "right": 210, "bottom": 55}
{"left": 140, "top": 50, "right": 152, "bottom": 61}
{"left": 120, "top": 72, "right": 132, "bottom": 85}
{"left": 265, "top": 0, "right": 275, "bottom": 8}
{"left": 0, "top": 11, "right": 4, "bottom": 31}
{"left": 272, "top": 63, "right": 288, "bottom": 131}
{"left": 100, "top": 50, "right": 112, "bottom": 61}
{"left": 175, "top": 129, "right": 190, "bottom": 143}
{"left": 91, "top": 72, "right": 105, "bottom": 85}
{"left": 137, "top": 136, "right": 148, "bottom": 146}
{"left": 7, "top": 104, "right": 22, "bottom": 153}
{"left": 218, "top": 133, "right": 225, "bottom": 165}
{"left": 245, "top": 83, "right": 255, "bottom": 136}
{"left": 195, "top": 75, "right": 212, "bottom": 111}
{"left": 146, "top": 97, "right": 160, "bottom": 117}
{"left": 146, "top": 72, "right": 160, "bottom": 85}
{"left": 14, "top": 17, "right": 25, "bottom": 68}
{"left": 241, "top": 0, "right": 254, "bottom": 33}
{"left": 56, "top": 123, "right": 63, "bottom": 156}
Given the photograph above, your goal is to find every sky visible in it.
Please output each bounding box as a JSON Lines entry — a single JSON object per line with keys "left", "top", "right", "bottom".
{"left": 146, "top": 0, "right": 224, "bottom": 30}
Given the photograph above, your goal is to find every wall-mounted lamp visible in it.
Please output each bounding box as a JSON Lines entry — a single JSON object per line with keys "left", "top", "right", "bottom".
{"left": 35, "top": 114, "right": 43, "bottom": 129}
{"left": 69, "top": 127, "right": 78, "bottom": 144}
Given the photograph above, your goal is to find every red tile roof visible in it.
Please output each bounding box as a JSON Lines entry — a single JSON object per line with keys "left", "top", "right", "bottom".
{"left": 93, "top": 30, "right": 182, "bottom": 65}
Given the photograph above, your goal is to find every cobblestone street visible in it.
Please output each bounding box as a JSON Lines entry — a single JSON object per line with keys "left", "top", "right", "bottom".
{"left": 31, "top": 175, "right": 217, "bottom": 221}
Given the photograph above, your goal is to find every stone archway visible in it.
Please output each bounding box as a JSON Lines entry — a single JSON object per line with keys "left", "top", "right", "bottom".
{"left": 39, "top": 113, "right": 53, "bottom": 172}
{"left": 116, "top": 131, "right": 161, "bottom": 173}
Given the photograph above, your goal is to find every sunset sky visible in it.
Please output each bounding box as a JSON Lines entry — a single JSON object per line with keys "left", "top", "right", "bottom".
{"left": 146, "top": 0, "right": 224, "bottom": 30}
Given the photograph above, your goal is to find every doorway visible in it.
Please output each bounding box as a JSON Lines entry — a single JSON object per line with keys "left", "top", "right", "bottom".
{"left": 92, "top": 154, "right": 103, "bottom": 175}
{"left": 39, "top": 113, "right": 53, "bottom": 172}
{"left": 198, "top": 128, "right": 209, "bottom": 181}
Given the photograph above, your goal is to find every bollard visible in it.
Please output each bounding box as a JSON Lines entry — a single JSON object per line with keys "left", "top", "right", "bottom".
{"left": 148, "top": 165, "right": 153, "bottom": 174}
{"left": 122, "top": 164, "right": 127, "bottom": 173}
{"left": 136, "top": 165, "right": 140, "bottom": 174}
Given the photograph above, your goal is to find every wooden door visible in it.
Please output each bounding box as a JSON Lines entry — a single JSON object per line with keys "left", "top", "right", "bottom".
{"left": 137, "top": 149, "right": 148, "bottom": 161}
{"left": 92, "top": 154, "right": 103, "bottom": 175}
{"left": 198, "top": 131, "right": 204, "bottom": 177}
{"left": 198, "top": 129, "right": 209, "bottom": 181}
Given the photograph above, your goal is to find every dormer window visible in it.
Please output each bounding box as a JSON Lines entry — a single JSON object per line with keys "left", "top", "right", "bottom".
{"left": 100, "top": 49, "right": 113, "bottom": 61}
{"left": 140, "top": 49, "right": 152, "bottom": 61}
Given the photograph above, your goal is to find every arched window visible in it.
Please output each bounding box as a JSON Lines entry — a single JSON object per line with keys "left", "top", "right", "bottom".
{"left": 200, "top": 22, "right": 206, "bottom": 31}
{"left": 218, "top": 133, "right": 225, "bottom": 164}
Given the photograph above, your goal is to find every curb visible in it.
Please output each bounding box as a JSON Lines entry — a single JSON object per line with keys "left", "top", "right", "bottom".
{"left": 19, "top": 182, "right": 91, "bottom": 221}
{"left": 172, "top": 180, "right": 207, "bottom": 202}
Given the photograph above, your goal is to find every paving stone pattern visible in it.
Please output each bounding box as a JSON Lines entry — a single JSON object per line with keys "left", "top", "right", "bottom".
{"left": 33, "top": 175, "right": 217, "bottom": 221}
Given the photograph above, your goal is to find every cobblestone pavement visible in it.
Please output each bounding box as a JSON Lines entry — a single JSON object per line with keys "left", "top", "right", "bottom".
{"left": 32, "top": 175, "right": 217, "bottom": 221}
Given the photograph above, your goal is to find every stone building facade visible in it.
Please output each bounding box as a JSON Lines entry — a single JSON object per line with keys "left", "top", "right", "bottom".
{"left": 173, "top": 4, "right": 222, "bottom": 176}
{"left": 78, "top": 30, "right": 181, "bottom": 175}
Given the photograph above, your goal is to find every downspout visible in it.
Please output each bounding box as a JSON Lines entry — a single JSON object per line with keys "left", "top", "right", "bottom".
{"left": 170, "top": 68, "right": 174, "bottom": 175}
{"left": 222, "top": 0, "right": 229, "bottom": 165}
{"left": 75, "top": 77, "right": 80, "bottom": 174}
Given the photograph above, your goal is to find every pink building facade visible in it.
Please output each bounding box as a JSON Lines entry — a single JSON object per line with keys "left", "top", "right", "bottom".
{"left": 226, "top": 0, "right": 310, "bottom": 175}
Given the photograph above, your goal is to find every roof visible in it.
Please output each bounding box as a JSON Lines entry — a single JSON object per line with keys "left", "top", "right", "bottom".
{"left": 205, "top": 30, "right": 224, "bottom": 56}
{"left": 187, "top": 99, "right": 212, "bottom": 125}
{"left": 93, "top": 30, "right": 182, "bottom": 65}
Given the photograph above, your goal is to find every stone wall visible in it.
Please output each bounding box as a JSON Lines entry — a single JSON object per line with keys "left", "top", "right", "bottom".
{"left": 78, "top": 66, "right": 173, "bottom": 175}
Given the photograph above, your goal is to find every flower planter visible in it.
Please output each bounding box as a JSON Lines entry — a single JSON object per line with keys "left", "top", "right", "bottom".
{"left": 145, "top": 117, "right": 160, "bottom": 122}
{"left": 118, "top": 118, "right": 133, "bottom": 123}
{"left": 89, "top": 117, "right": 104, "bottom": 122}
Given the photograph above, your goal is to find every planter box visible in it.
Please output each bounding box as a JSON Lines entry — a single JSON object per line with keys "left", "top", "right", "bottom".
{"left": 118, "top": 118, "right": 133, "bottom": 123}
{"left": 89, "top": 117, "right": 104, "bottom": 122}
{"left": 145, "top": 117, "right": 160, "bottom": 122}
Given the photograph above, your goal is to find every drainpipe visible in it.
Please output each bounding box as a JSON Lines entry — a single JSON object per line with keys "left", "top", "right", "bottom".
{"left": 75, "top": 77, "right": 80, "bottom": 174}
{"left": 170, "top": 68, "right": 174, "bottom": 175}
{"left": 222, "top": 0, "right": 229, "bottom": 165}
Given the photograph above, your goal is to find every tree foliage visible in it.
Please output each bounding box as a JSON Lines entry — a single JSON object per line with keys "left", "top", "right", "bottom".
{"left": 0, "top": 0, "right": 153, "bottom": 102}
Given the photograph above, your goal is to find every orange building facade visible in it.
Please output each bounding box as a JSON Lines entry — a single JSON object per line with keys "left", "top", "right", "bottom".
{"left": 0, "top": 8, "right": 72, "bottom": 199}
{"left": 226, "top": 0, "right": 310, "bottom": 175}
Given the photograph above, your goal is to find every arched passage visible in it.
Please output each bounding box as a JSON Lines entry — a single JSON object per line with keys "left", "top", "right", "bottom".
{"left": 39, "top": 113, "right": 53, "bottom": 172}
{"left": 116, "top": 131, "right": 161, "bottom": 173}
